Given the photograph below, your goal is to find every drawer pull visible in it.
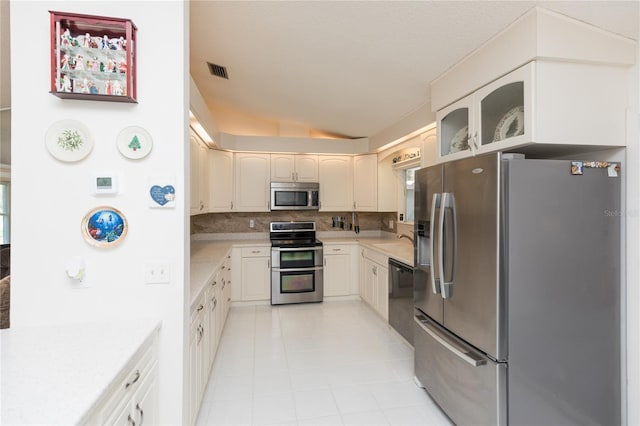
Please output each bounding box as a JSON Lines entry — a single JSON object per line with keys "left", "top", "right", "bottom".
{"left": 332, "top": 248, "right": 341, "bottom": 252}
{"left": 128, "top": 414, "right": 136, "bottom": 426}
{"left": 125, "top": 370, "right": 141, "bottom": 389}
{"left": 136, "top": 403, "right": 144, "bottom": 425}
{"left": 197, "top": 304, "right": 204, "bottom": 312}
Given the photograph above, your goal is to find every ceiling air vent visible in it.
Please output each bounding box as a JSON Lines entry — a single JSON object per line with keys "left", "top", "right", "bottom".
{"left": 207, "top": 62, "right": 229, "bottom": 79}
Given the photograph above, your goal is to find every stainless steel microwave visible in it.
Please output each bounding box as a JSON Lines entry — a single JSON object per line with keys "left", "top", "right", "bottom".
{"left": 270, "top": 182, "right": 320, "bottom": 210}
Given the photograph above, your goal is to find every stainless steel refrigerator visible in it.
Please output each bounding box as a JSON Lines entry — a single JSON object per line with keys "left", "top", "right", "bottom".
{"left": 413, "top": 152, "right": 621, "bottom": 425}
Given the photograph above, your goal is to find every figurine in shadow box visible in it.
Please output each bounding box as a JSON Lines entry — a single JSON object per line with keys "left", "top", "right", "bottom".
{"left": 101, "top": 35, "right": 110, "bottom": 50}
{"left": 112, "top": 80, "right": 123, "bottom": 96}
{"left": 118, "top": 59, "right": 127, "bottom": 74}
{"left": 89, "top": 81, "right": 98, "bottom": 94}
{"left": 79, "top": 78, "right": 90, "bottom": 94}
{"left": 74, "top": 54, "right": 85, "bottom": 71}
{"left": 82, "top": 32, "right": 91, "bottom": 48}
{"left": 60, "top": 53, "right": 71, "bottom": 70}
{"left": 60, "top": 28, "right": 72, "bottom": 46}
{"left": 59, "top": 75, "right": 72, "bottom": 92}
{"left": 116, "top": 36, "right": 126, "bottom": 51}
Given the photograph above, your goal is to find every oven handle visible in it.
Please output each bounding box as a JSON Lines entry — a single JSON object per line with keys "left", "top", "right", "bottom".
{"left": 272, "top": 246, "right": 323, "bottom": 252}
{"left": 272, "top": 266, "right": 323, "bottom": 272}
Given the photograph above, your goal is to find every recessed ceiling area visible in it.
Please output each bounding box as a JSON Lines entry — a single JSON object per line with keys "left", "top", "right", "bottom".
{"left": 190, "top": 1, "right": 639, "bottom": 140}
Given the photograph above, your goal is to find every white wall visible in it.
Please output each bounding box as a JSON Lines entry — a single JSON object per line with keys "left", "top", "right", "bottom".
{"left": 10, "top": 2, "right": 188, "bottom": 424}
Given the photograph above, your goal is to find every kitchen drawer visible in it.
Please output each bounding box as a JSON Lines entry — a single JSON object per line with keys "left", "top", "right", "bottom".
{"left": 363, "top": 247, "right": 388, "bottom": 266}
{"left": 241, "top": 246, "right": 270, "bottom": 257}
{"left": 97, "top": 337, "right": 157, "bottom": 421}
{"left": 414, "top": 313, "right": 506, "bottom": 425}
{"left": 190, "top": 292, "right": 206, "bottom": 323}
{"left": 324, "top": 244, "right": 349, "bottom": 254}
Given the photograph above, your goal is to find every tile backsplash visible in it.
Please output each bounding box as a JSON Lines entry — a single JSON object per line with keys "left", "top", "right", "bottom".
{"left": 191, "top": 211, "right": 397, "bottom": 235}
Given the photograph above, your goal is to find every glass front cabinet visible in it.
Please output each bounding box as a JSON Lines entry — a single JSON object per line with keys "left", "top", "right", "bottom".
{"left": 49, "top": 11, "right": 137, "bottom": 103}
{"left": 437, "top": 62, "right": 533, "bottom": 161}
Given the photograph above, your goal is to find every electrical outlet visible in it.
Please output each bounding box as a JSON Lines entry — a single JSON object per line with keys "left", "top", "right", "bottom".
{"left": 389, "top": 220, "right": 394, "bottom": 228}
{"left": 249, "top": 219, "right": 255, "bottom": 228}
{"left": 145, "top": 262, "right": 170, "bottom": 284}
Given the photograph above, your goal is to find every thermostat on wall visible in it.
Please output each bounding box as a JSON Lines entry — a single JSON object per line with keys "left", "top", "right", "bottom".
{"left": 92, "top": 173, "right": 118, "bottom": 194}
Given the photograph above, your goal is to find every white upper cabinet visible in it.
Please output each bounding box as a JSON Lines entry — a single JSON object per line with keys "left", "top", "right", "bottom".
{"left": 353, "top": 154, "right": 378, "bottom": 212}
{"left": 438, "top": 63, "right": 532, "bottom": 162}
{"left": 271, "top": 154, "right": 319, "bottom": 182}
{"left": 318, "top": 155, "right": 353, "bottom": 212}
{"left": 437, "top": 59, "right": 629, "bottom": 162}
{"left": 208, "top": 150, "right": 234, "bottom": 212}
{"left": 421, "top": 127, "right": 437, "bottom": 168}
{"left": 190, "top": 131, "right": 209, "bottom": 215}
{"left": 432, "top": 8, "right": 634, "bottom": 162}
{"left": 234, "top": 153, "right": 271, "bottom": 212}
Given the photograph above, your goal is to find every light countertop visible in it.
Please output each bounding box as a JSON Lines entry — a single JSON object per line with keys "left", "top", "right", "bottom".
{"left": 321, "top": 236, "right": 414, "bottom": 267}
{"left": 1, "top": 319, "right": 160, "bottom": 425}
{"left": 189, "top": 235, "right": 414, "bottom": 309}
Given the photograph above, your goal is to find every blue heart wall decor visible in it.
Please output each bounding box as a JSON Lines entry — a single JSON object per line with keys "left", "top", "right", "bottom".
{"left": 150, "top": 185, "right": 176, "bottom": 206}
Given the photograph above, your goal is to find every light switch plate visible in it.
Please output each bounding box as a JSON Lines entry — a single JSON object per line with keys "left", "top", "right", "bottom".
{"left": 145, "top": 262, "right": 170, "bottom": 284}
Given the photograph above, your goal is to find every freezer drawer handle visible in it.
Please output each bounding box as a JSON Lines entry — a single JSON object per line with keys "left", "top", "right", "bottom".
{"left": 414, "top": 316, "right": 486, "bottom": 367}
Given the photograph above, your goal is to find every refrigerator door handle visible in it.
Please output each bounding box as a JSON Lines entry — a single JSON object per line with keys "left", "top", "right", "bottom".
{"left": 430, "top": 193, "right": 442, "bottom": 294}
{"left": 442, "top": 193, "right": 456, "bottom": 299}
{"left": 414, "top": 315, "right": 486, "bottom": 367}
{"left": 439, "top": 193, "right": 448, "bottom": 299}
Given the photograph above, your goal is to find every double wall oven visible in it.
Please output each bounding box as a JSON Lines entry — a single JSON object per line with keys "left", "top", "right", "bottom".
{"left": 270, "top": 222, "right": 324, "bottom": 305}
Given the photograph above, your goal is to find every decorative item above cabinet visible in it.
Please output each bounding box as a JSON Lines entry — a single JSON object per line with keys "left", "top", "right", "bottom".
{"left": 49, "top": 11, "right": 137, "bottom": 103}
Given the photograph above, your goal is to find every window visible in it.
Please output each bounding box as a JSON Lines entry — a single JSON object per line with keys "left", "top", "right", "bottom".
{"left": 0, "top": 182, "right": 9, "bottom": 244}
{"left": 404, "top": 167, "right": 419, "bottom": 223}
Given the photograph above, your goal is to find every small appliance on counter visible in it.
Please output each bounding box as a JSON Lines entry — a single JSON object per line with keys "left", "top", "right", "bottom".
{"left": 270, "top": 221, "right": 323, "bottom": 305}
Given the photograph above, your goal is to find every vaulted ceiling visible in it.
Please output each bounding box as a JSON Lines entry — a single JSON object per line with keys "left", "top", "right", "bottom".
{"left": 190, "top": 1, "right": 639, "bottom": 140}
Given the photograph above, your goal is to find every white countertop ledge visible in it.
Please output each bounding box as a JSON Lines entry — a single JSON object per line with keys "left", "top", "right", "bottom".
{"left": 1, "top": 319, "right": 161, "bottom": 425}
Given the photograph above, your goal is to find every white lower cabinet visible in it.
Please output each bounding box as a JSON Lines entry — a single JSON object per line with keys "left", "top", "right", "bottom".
{"left": 107, "top": 364, "right": 158, "bottom": 426}
{"left": 323, "top": 244, "right": 351, "bottom": 297}
{"left": 190, "top": 250, "right": 233, "bottom": 424}
{"left": 239, "top": 246, "right": 271, "bottom": 301}
{"left": 189, "top": 295, "right": 207, "bottom": 424}
{"left": 359, "top": 248, "right": 389, "bottom": 320}
{"left": 92, "top": 331, "right": 159, "bottom": 426}
{"left": 207, "top": 282, "right": 218, "bottom": 373}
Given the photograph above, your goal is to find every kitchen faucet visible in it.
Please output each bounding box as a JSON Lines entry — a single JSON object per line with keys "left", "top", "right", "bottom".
{"left": 397, "top": 233, "right": 414, "bottom": 244}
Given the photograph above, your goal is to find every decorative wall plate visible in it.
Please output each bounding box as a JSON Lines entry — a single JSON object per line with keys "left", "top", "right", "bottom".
{"left": 493, "top": 106, "right": 524, "bottom": 142}
{"left": 449, "top": 125, "right": 469, "bottom": 154}
{"left": 81, "top": 206, "right": 128, "bottom": 248}
{"left": 117, "top": 126, "right": 153, "bottom": 159}
{"left": 45, "top": 119, "right": 94, "bottom": 162}
{"left": 149, "top": 185, "right": 176, "bottom": 207}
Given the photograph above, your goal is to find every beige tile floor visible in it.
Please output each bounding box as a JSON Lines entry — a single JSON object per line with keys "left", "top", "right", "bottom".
{"left": 196, "top": 300, "right": 453, "bottom": 426}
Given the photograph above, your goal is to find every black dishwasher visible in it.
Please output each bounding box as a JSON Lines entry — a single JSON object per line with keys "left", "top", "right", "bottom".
{"left": 388, "top": 258, "right": 414, "bottom": 345}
